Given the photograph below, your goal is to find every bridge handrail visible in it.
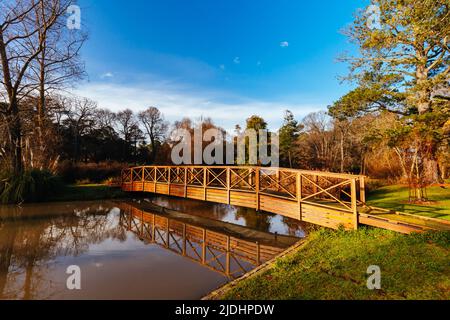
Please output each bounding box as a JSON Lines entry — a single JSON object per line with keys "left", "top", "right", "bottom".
{"left": 123, "top": 165, "right": 365, "bottom": 180}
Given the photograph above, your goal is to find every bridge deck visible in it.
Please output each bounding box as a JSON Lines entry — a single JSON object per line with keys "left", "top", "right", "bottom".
{"left": 122, "top": 166, "right": 450, "bottom": 234}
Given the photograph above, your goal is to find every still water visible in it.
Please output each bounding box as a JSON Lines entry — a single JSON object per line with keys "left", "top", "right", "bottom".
{"left": 0, "top": 197, "right": 306, "bottom": 300}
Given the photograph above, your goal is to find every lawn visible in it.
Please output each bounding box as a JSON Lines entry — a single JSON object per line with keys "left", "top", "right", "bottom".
{"left": 367, "top": 184, "right": 450, "bottom": 220}
{"left": 220, "top": 228, "right": 450, "bottom": 300}
{"left": 48, "top": 184, "right": 128, "bottom": 202}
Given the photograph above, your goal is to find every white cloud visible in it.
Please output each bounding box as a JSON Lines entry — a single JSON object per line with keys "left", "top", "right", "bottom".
{"left": 72, "top": 82, "right": 323, "bottom": 132}
{"left": 233, "top": 57, "right": 240, "bottom": 64}
{"left": 100, "top": 72, "right": 114, "bottom": 79}
{"left": 280, "top": 41, "right": 289, "bottom": 47}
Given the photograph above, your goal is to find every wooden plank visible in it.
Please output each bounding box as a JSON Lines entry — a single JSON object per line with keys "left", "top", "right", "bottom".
{"left": 359, "top": 215, "right": 423, "bottom": 234}
{"left": 170, "top": 184, "right": 185, "bottom": 197}
{"left": 187, "top": 186, "right": 204, "bottom": 200}
{"left": 144, "top": 182, "right": 155, "bottom": 193}
{"left": 156, "top": 183, "right": 169, "bottom": 195}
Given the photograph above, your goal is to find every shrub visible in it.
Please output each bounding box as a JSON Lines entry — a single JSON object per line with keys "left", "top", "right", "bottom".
{"left": 0, "top": 169, "right": 64, "bottom": 204}
{"left": 58, "top": 161, "right": 125, "bottom": 184}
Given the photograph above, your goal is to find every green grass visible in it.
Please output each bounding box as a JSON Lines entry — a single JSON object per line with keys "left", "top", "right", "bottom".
{"left": 48, "top": 184, "right": 128, "bottom": 202}
{"left": 222, "top": 228, "right": 450, "bottom": 300}
{"left": 367, "top": 184, "right": 450, "bottom": 220}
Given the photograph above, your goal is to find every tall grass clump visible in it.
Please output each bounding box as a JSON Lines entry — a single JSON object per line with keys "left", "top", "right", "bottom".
{"left": 0, "top": 169, "right": 64, "bottom": 204}
{"left": 58, "top": 161, "right": 124, "bottom": 184}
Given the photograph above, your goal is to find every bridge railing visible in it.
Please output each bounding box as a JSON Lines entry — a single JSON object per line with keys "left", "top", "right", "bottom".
{"left": 121, "top": 166, "right": 366, "bottom": 230}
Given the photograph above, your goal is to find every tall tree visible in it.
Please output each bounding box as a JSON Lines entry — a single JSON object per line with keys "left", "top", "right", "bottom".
{"left": 330, "top": 0, "right": 450, "bottom": 195}
{"left": 0, "top": 0, "right": 79, "bottom": 175}
{"left": 63, "top": 97, "right": 96, "bottom": 162}
{"left": 116, "top": 109, "right": 142, "bottom": 162}
{"left": 138, "top": 107, "right": 168, "bottom": 163}
{"left": 31, "top": 0, "right": 87, "bottom": 167}
{"left": 279, "top": 110, "right": 302, "bottom": 168}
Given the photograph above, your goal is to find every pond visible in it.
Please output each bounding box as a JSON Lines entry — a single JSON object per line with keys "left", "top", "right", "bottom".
{"left": 0, "top": 196, "right": 307, "bottom": 300}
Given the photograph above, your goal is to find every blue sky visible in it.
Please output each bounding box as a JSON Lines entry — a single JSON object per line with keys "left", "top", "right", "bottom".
{"left": 75, "top": 0, "right": 368, "bottom": 131}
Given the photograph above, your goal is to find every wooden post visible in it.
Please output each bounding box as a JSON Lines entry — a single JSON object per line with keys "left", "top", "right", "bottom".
{"left": 152, "top": 214, "right": 156, "bottom": 241}
{"left": 360, "top": 176, "right": 366, "bottom": 204}
{"left": 226, "top": 236, "right": 231, "bottom": 276}
{"left": 154, "top": 167, "right": 157, "bottom": 193}
{"left": 276, "top": 169, "right": 280, "bottom": 192}
{"left": 168, "top": 168, "right": 171, "bottom": 195}
{"left": 351, "top": 179, "right": 358, "bottom": 230}
{"left": 255, "top": 168, "right": 260, "bottom": 211}
{"left": 182, "top": 224, "right": 186, "bottom": 256}
{"left": 227, "top": 168, "right": 231, "bottom": 205}
{"left": 141, "top": 167, "right": 145, "bottom": 191}
{"left": 202, "top": 229, "right": 206, "bottom": 264}
{"left": 256, "top": 241, "right": 261, "bottom": 266}
{"left": 129, "top": 211, "right": 132, "bottom": 231}
{"left": 184, "top": 167, "right": 188, "bottom": 198}
{"left": 203, "top": 168, "right": 207, "bottom": 201}
{"left": 297, "top": 172, "right": 303, "bottom": 221}
{"left": 131, "top": 168, "right": 134, "bottom": 190}
{"left": 166, "top": 217, "right": 170, "bottom": 248}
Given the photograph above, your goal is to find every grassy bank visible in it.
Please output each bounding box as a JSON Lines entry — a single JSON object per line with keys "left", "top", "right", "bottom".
{"left": 48, "top": 184, "right": 128, "bottom": 202}
{"left": 220, "top": 228, "right": 450, "bottom": 300}
{"left": 367, "top": 184, "right": 450, "bottom": 220}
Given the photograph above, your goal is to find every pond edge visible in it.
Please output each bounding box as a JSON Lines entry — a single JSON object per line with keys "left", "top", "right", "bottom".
{"left": 202, "top": 239, "right": 308, "bottom": 300}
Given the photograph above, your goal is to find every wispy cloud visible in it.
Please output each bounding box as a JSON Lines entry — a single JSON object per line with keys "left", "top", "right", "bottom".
{"left": 100, "top": 72, "right": 114, "bottom": 79}
{"left": 72, "top": 81, "right": 323, "bottom": 132}
{"left": 219, "top": 64, "right": 226, "bottom": 70}
{"left": 280, "top": 41, "right": 289, "bottom": 47}
{"left": 233, "top": 57, "right": 240, "bottom": 64}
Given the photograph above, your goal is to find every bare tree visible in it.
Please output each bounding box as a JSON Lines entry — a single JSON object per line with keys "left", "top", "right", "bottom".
{"left": 138, "top": 107, "right": 168, "bottom": 163}
{"left": 63, "top": 97, "right": 96, "bottom": 162}
{"left": 30, "top": 0, "right": 87, "bottom": 167}
{"left": 94, "top": 108, "right": 116, "bottom": 130}
{"left": 0, "top": 0, "right": 80, "bottom": 175}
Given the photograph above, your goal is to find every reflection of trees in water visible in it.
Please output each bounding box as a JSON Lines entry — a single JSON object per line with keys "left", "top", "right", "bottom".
{"left": 0, "top": 203, "right": 126, "bottom": 299}
{"left": 151, "top": 196, "right": 231, "bottom": 221}
{"left": 281, "top": 217, "right": 306, "bottom": 237}
{"left": 235, "top": 207, "right": 272, "bottom": 232}
{"left": 151, "top": 196, "right": 274, "bottom": 231}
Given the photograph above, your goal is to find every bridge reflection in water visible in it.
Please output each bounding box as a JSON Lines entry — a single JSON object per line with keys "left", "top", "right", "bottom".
{"left": 118, "top": 203, "right": 296, "bottom": 279}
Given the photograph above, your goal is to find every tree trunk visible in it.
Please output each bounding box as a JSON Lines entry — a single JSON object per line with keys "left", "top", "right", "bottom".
{"left": 7, "top": 100, "right": 24, "bottom": 176}
{"left": 340, "top": 130, "right": 344, "bottom": 173}
{"left": 422, "top": 157, "right": 442, "bottom": 184}
{"left": 150, "top": 137, "right": 157, "bottom": 164}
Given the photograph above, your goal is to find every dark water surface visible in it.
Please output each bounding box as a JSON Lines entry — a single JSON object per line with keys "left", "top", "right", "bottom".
{"left": 0, "top": 197, "right": 305, "bottom": 300}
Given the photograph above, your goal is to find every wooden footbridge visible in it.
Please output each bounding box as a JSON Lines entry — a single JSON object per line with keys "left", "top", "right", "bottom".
{"left": 121, "top": 166, "right": 450, "bottom": 234}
